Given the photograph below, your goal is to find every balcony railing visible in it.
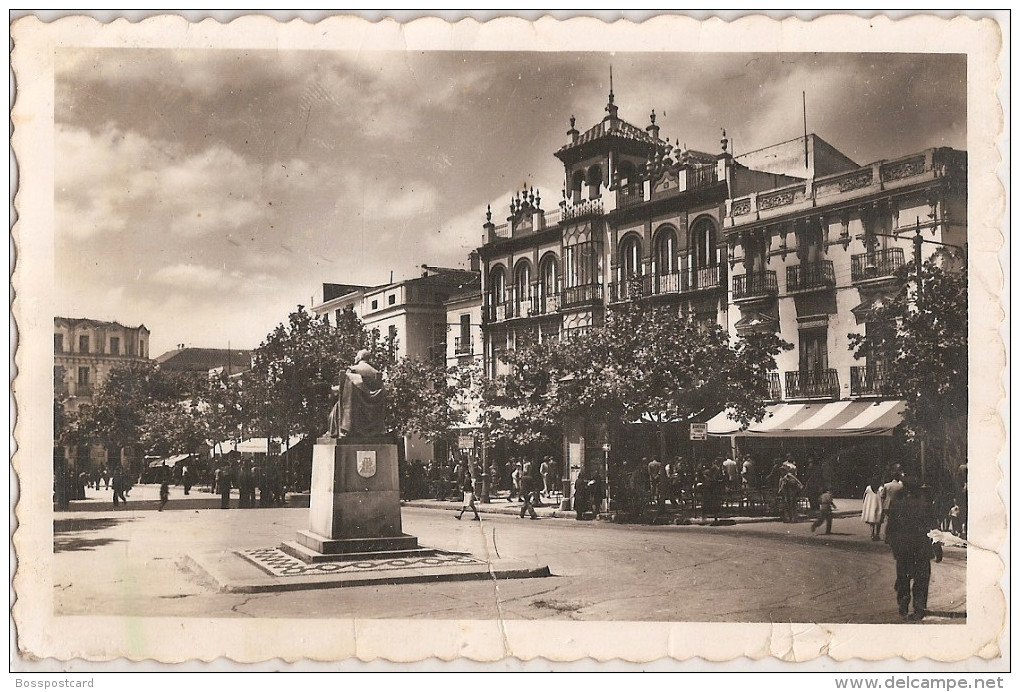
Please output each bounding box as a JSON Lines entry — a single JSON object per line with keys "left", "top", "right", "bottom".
{"left": 454, "top": 337, "right": 473, "bottom": 355}
{"left": 560, "top": 282, "right": 603, "bottom": 308}
{"left": 732, "top": 271, "right": 778, "bottom": 300}
{"left": 850, "top": 364, "right": 895, "bottom": 398}
{"left": 786, "top": 260, "right": 835, "bottom": 293}
{"left": 561, "top": 198, "right": 604, "bottom": 222}
{"left": 608, "top": 276, "right": 648, "bottom": 303}
{"left": 785, "top": 369, "right": 840, "bottom": 400}
{"left": 765, "top": 371, "right": 783, "bottom": 402}
{"left": 74, "top": 384, "right": 94, "bottom": 397}
{"left": 539, "top": 292, "right": 560, "bottom": 314}
{"left": 851, "top": 247, "right": 905, "bottom": 283}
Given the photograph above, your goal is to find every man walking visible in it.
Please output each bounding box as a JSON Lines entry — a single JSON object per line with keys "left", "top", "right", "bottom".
{"left": 518, "top": 464, "right": 539, "bottom": 520}
{"left": 886, "top": 477, "right": 942, "bottom": 620}
{"left": 810, "top": 488, "right": 837, "bottom": 534}
{"left": 111, "top": 466, "right": 128, "bottom": 508}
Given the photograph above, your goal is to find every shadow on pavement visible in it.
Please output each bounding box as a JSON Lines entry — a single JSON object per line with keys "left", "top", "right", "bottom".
{"left": 53, "top": 516, "right": 133, "bottom": 553}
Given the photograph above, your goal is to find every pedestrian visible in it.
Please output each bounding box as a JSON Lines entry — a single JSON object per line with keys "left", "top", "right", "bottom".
{"left": 886, "top": 478, "right": 943, "bottom": 620}
{"left": 455, "top": 476, "right": 481, "bottom": 521}
{"left": 544, "top": 458, "right": 559, "bottom": 499}
{"left": 511, "top": 461, "right": 523, "bottom": 502}
{"left": 779, "top": 466, "right": 803, "bottom": 523}
{"left": 881, "top": 471, "right": 905, "bottom": 540}
{"left": 810, "top": 488, "right": 837, "bottom": 534}
{"left": 219, "top": 464, "right": 233, "bottom": 509}
{"left": 181, "top": 463, "right": 192, "bottom": 495}
{"left": 740, "top": 455, "right": 756, "bottom": 490}
{"left": 528, "top": 461, "right": 545, "bottom": 507}
{"left": 101, "top": 467, "right": 110, "bottom": 490}
{"left": 861, "top": 479, "right": 885, "bottom": 541}
{"left": 572, "top": 471, "right": 590, "bottom": 520}
{"left": 539, "top": 458, "right": 551, "bottom": 496}
{"left": 647, "top": 457, "right": 664, "bottom": 509}
{"left": 158, "top": 477, "right": 170, "bottom": 512}
{"left": 590, "top": 471, "right": 605, "bottom": 517}
{"left": 518, "top": 464, "right": 539, "bottom": 520}
{"left": 111, "top": 466, "right": 127, "bottom": 508}
{"left": 722, "top": 455, "right": 739, "bottom": 491}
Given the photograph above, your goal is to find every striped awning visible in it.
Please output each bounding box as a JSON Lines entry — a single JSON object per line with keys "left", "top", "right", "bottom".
{"left": 706, "top": 400, "right": 906, "bottom": 438}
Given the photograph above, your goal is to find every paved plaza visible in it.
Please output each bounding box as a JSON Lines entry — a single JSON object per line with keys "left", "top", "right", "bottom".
{"left": 52, "top": 487, "right": 966, "bottom": 624}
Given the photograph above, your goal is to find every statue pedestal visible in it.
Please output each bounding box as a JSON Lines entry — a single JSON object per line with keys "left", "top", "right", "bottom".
{"left": 281, "top": 437, "right": 430, "bottom": 563}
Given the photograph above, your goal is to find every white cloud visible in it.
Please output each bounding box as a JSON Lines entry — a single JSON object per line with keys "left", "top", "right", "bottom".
{"left": 55, "top": 124, "right": 317, "bottom": 241}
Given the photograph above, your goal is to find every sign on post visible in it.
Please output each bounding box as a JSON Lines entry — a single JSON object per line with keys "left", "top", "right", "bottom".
{"left": 689, "top": 423, "right": 708, "bottom": 441}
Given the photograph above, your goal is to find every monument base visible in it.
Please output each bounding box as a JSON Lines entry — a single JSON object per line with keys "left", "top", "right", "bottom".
{"left": 286, "top": 437, "right": 430, "bottom": 564}
{"left": 280, "top": 530, "right": 438, "bottom": 563}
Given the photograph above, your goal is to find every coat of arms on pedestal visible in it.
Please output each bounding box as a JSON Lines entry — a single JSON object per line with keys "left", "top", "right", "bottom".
{"left": 356, "top": 451, "right": 377, "bottom": 478}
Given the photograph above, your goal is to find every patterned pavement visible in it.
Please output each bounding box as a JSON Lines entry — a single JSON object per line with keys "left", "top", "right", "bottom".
{"left": 239, "top": 547, "right": 484, "bottom": 577}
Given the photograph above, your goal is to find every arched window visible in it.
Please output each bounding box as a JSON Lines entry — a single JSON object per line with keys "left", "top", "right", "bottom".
{"left": 513, "top": 261, "right": 532, "bottom": 316}
{"left": 690, "top": 217, "right": 718, "bottom": 269}
{"left": 619, "top": 234, "right": 642, "bottom": 280}
{"left": 654, "top": 225, "right": 679, "bottom": 276}
{"left": 538, "top": 254, "right": 559, "bottom": 313}
{"left": 587, "top": 164, "right": 603, "bottom": 200}
{"left": 489, "top": 266, "right": 507, "bottom": 306}
{"left": 617, "top": 161, "right": 639, "bottom": 198}
{"left": 571, "top": 170, "right": 585, "bottom": 202}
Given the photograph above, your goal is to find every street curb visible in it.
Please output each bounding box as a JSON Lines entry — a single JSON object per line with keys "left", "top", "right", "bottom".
{"left": 183, "top": 551, "right": 552, "bottom": 594}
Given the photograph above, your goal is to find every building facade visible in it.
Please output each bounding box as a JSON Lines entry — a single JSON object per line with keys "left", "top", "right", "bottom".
{"left": 476, "top": 89, "right": 968, "bottom": 496}
{"left": 311, "top": 265, "right": 480, "bottom": 462}
{"left": 53, "top": 317, "right": 151, "bottom": 472}
{"left": 54, "top": 317, "right": 151, "bottom": 415}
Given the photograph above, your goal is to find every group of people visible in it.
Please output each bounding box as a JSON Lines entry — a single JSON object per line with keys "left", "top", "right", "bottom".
{"left": 860, "top": 466, "right": 951, "bottom": 621}
{"left": 211, "top": 459, "right": 286, "bottom": 510}
{"left": 54, "top": 465, "right": 134, "bottom": 509}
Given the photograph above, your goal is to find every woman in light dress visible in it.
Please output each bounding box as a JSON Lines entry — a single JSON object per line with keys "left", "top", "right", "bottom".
{"left": 861, "top": 479, "right": 885, "bottom": 541}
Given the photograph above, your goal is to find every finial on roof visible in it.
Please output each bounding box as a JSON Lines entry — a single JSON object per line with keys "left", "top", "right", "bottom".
{"left": 604, "top": 66, "right": 619, "bottom": 122}
{"left": 649, "top": 109, "right": 656, "bottom": 125}
{"left": 570, "top": 114, "right": 576, "bottom": 129}
{"left": 721, "top": 128, "right": 728, "bottom": 153}
{"left": 535, "top": 190, "right": 541, "bottom": 208}
{"left": 486, "top": 204, "right": 492, "bottom": 223}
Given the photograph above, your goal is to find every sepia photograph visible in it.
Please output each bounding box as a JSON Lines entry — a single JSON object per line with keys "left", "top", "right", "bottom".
{"left": 10, "top": 11, "right": 1007, "bottom": 673}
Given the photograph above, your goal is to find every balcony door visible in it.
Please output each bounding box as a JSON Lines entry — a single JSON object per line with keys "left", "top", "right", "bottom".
{"left": 690, "top": 218, "right": 717, "bottom": 269}
{"left": 797, "top": 219, "right": 825, "bottom": 264}
{"left": 654, "top": 226, "right": 678, "bottom": 275}
{"left": 514, "top": 262, "right": 532, "bottom": 315}
{"left": 539, "top": 254, "right": 558, "bottom": 312}
{"left": 799, "top": 328, "right": 829, "bottom": 374}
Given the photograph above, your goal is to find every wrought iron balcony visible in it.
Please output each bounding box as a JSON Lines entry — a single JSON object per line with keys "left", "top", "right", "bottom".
{"left": 787, "top": 260, "right": 836, "bottom": 293}
{"left": 785, "top": 369, "right": 840, "bottom": 400}
{"left": 765, "top": 371, "right": 783, "bottom": 402}
{"left": 608, "top": 276, "right": 649, "bottom": 303}
{"left": 851, "top": 247, "right": 905, "bottom": 283}
{"left": 454, "top": 337, "right": 473, "bottom": 355}
{"left": 850, "top": 364, "right": 895, "bottom": 398}
{"left": 560, "top": 282, "right": 604, "bottom": 309}
{"left": 732, "top": 271, "right": 778, "bottom": 301}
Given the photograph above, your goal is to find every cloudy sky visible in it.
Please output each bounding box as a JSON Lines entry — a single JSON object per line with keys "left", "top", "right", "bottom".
{"left": 54, "top": 50, "right": 966, "bottom": 357}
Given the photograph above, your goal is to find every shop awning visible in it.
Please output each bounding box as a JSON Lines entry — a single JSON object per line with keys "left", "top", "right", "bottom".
{"left": 222, "top": 436, "right": 304, "bottom": 454}
{"left": 147, "top": 453, "right": 191, "bottom": 468}
{"left": 706, "top": 400, "right": 906, "bottom": 438}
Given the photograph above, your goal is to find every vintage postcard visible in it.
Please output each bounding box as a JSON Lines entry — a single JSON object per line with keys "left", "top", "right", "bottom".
{"left": 10, "top": 12, "right": 1007, "bottom": 669}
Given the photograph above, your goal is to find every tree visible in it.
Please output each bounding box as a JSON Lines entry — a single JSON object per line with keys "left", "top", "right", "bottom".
{"left": 495, "top": 301, "right": 790, "bottom": 453}
{"left": 385, "top": 357, "right": 467, "bottom": 445}
{"left": 849, "top": 253, "right": 967, "bottom": 488}
{"left": 74, "top": 361, "right": 199, "bottom": 464}
{"left": 245, "top": 305, "right": 393, "bottom": 442}
{"left": 138, "top": 400, "right": 208, "bottom": 457}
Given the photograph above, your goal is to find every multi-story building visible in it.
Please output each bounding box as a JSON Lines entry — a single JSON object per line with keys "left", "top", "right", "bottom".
{"left": 53, "top": 316, "right": 151, "bottom": 471}
{"left": 310, "top": 264, "right": 480, "bottom": 462}
{"left": 54, "top": 317, "right": 150, "bottom": 415}
{"left": 708, "top": 146, "right": 967, "bottom": 492}
{"left": 476, "top": 88, "right": 967, "bottom": 496}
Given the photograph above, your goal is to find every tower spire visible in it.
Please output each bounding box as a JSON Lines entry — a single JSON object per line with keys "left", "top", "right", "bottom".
{"left": 604, "top": 65, "right": 619, "bottom": 122}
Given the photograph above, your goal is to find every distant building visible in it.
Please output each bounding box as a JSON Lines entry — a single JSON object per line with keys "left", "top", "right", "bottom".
{"left": 155, "top": 346, "right": 252, "bottom": 377}
{"left": 54, "top": 317, "right": 150, "bottom": 415}
{"left": 53, "top": 316, "right": 151, "bottom": 474}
